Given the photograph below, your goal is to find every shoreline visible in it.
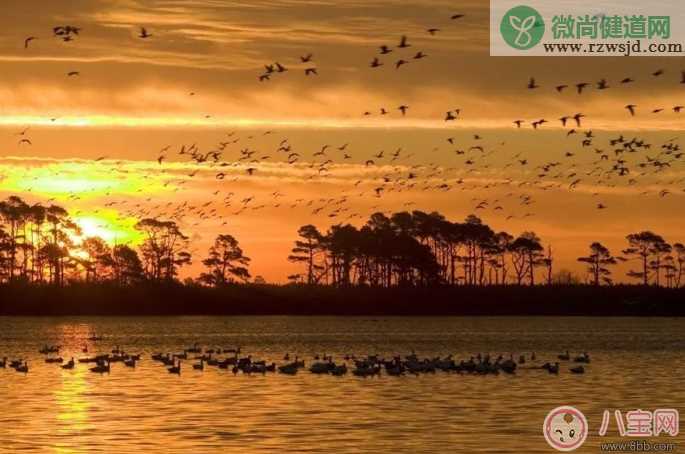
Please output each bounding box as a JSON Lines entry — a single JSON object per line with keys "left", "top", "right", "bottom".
{"left": 1, "top": 283, "right": 683, "bottom": 317}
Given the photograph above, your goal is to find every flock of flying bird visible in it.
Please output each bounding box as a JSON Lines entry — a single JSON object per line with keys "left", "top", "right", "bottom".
{"left": 6, "top": 12, "right": 685, "bottom": 248}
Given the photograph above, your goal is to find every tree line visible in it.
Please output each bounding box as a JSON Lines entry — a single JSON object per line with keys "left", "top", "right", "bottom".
{"left": 288, "top": 211, "right": 685, "bottom": 288}
{"left": 1, "top": 196, "right": 683, "bottom": 288}
{"left": 0, "top": 196, "right": 250, "bottom": 286}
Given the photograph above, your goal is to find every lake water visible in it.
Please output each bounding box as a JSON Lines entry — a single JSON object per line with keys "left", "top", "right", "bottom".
{"left": 0, "top": 316, "right": 683, "bottom": 453}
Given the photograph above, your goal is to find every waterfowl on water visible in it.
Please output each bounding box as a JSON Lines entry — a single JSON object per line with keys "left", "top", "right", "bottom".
{"left": 90, "top": 360, "right": 110, "bottom": 374}
{"left": 61, "top": 358, "right": 75, "bottom": 370}
{"left": 573, "top": 352, "right": 590, "bottom": 363}
{"left": 570, "top": 365, "right": 585, "bottom": 374}
{"left": 168, "top": 361, "right": 181, "bottom": 375}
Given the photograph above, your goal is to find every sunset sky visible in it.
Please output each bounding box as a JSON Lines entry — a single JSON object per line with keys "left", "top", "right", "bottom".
{"left": 1, "top": 0, "right": 684, "bottom": 282}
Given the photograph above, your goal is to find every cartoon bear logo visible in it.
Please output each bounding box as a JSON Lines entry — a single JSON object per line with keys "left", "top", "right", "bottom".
{"left": 543, "top": 406, "right": 588, "bottom": 451}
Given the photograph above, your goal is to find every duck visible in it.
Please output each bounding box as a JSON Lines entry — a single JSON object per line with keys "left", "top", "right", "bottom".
{"left": 15, "top": 362, "right": 29, "bottom": 374}
{"left": 124, "top": 357, "right": 137, "bottom": 368}
{"left": 61, "top": 358, "right": 75, "bottom": 370}
{"left": 193, "top": 359, "right": 204, "bottom": 371}
{"left": 90, "top": 360, "right": 110, "bottom": 374}
{"left": 570, "top": 365, "right": 585, "bottom": 374}
{"left": 168, "top": 361, "right": 181, "bottom": 375}
{"left": 278, "top": 362, "right": 298, "bottom": 375}
{"left": 330, "top": 364, "right": 348, "bottom": 376}
{"left": 573, "top": 352, "right": 590, "bottom": 363}
{"left": 557, "top": 351, "right": 571, "bottom": 361}
{"left": 547, "top": 362, "right": 560, "bottom": 374}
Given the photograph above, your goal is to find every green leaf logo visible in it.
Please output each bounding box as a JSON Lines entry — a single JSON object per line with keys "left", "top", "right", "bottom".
{"left": 501, "top": 5, "right": 545, "bottom": 50}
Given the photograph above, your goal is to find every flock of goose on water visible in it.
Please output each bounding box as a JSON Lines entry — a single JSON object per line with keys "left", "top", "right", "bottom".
{"left": 0, "top": 343, "right": 590, "bottom": 377}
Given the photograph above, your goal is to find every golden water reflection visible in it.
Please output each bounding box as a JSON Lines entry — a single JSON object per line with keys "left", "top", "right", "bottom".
{"left": 0, "top": 316, "right": 682, "bottom": 454}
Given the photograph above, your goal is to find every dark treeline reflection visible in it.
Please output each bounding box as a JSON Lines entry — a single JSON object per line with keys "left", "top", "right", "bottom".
{"left": 0, "top": 195, "right": 683, "bottom": 288}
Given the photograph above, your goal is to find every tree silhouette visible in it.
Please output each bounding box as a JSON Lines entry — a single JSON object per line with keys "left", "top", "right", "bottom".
{"left": 577, "top": 242, "right": 618, "bottom": 285}
{"left": 81, "top": 237, "right": 112, "bottom": 282}
{"left": 623, "top": 231, "right": 669, "bottom": 285}
{"left": 136, "top": 218, "right": 191, "bottom": 281}
{"left": 509, "top": 232, "right": 543, "bottom": 285}
{"left": 111, "top": 244, "right": 144, "bottom": 285}
{"left": 673, "top": 243, "right": 685, "bottom": 288}
{"left": 288, "top": 225, "right": 324, "bottom": 285}
{"left": 200, "top": 234, "right": 251, "bottom": 286}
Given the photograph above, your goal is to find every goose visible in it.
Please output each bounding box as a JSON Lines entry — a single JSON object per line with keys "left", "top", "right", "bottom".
{"left": 61, "top": 358, "right": 75, "bottom": 370}
{"left": 330, "top": 364, "right": 347, "bottom": 376}
{"left": 90, "top": 360, "right": 110, "bottom": 374}
{"left": 15, "top": 362, "right": 29, "bottom": 374}
{"left": 168, "top": 361, "right": 181, "bottom": 375}
{"left": 193, "top": 359, "right": 204, "bottom": 371}
{"left": 309, "top": 361, "right": 331, "bottom": 374}
{"left": 573, "top": 352, "right": 590, "bottom": 363}
{"left": 557, "top": 351, "right": 571, "bottom": 361}
{"left": 570, "top": 365, "right": 585, "bottom": 374}
{"left": 124, "top": 357, "right": 136, "bottom": 368}
{"left": 278, "top": 362, "right": 298, "bottom": 375}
